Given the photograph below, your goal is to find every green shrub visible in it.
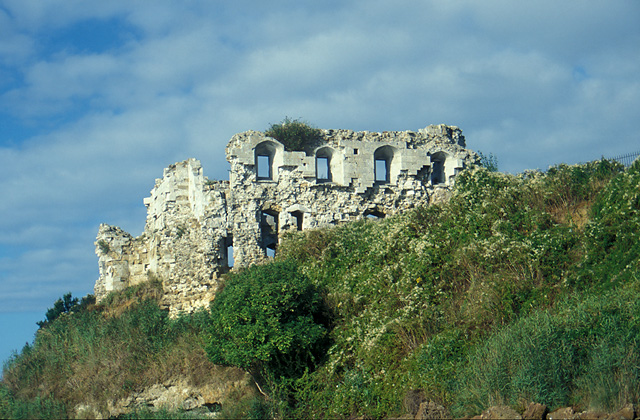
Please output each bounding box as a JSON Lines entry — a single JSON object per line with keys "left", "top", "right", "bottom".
{"left": 452, "top": 289, "right": 640, "bottom": 416}
{"left": 575, "top": 159, "right": 640, "bottom": 288}
{"left": 264, "top": 117, "right": 324, "bottom": 152}
{"left": 205, "top": 260, "right": 329, "bottom": 388}
{"left": 0, "top": 384, "right": 66, "bottom": 420}
{"left": 36, "top": 292, "right": 80, "bottom": 328}
{"left": 2, "top": 283, "right": 213, "bottom": 418}
{"left": 477, "top": 151, "right": 499, "bottom": 172}
{"left": 5, "top": 158, "right": 637, "bottom": 419}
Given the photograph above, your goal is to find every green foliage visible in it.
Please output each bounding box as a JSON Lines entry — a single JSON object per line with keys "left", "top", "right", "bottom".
{"left": 100, "top": 275, "right": 163, "bottom": 308}
{"left": 97, "top": 239, "right": 110, "bottom": 254}
{"left": 452, "top": 288, "right": 640, "bottom": 416}
{"left": 205, "top": 261, "right": 328, "bottom": 385}
{"left": 477, "top": 150, "right": 499, "bottom": 172}
{"left": 276, "top": 160, "right": 628, "bottom": 418}
{"left": 411, "top": 328, "right": 471, "bottom": 404}
{"left": 36, "top": 292, "right": 83, "bottom": 328}
{"left": 575, "top": 159, "right": 640, "bottom": 288}
{"left": 264, "top": 117, "right": 324, "bottom": 152}
{"left": 2, "top": 282, "right": 213, "bottom": 419}
{"left": 5, "top": 158, "right": 639, "bottom": 419}
{"left": 119, "top": 407, "right": 209, "bottom": 419}
{"left": 217, "top": 396, "right": 272, "bottom": 420}
{"left": 0, "top": 384, "right": 67, "bottom": 420}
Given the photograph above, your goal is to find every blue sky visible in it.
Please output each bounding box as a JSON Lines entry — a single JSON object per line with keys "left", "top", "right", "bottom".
{"left": 1, "top": 0, "right": 639, "bottom": 366}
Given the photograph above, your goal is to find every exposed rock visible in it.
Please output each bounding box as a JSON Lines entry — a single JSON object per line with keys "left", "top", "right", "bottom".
{"left": 574, "top": 410, "right": 608, "bottom": 419}
{"left": 94, "top": 125, "right": 478, "bottom": 316}
{"left": 523, "top": 403, "right": 549, "bottom": 420}
{"left": 608, "top": 404, "right": 636, "bottom": 420}
{"left": 548, "top": 407, "right": 576, "bottom": 419}
{"left": 74, "top": 368, "right": 258, "bottom": 418}
{"left": 73, "top": 403, "right": 103, "bottom": 419}
{"left": 480, "top": 405, "right": 523, "bottom": 419}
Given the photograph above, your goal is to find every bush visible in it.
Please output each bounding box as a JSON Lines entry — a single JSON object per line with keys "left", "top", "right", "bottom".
{"left": 451, "top": 289, "right": 640, "bottom": 416}
{"left": 575, "top": 159, "right": 640, "bottom": 288}
{"left": 2, "top": 282, "right": 214, "bottom": 418}
{"left": 0, "top": 384, "right": 66, "bottom": 420}
{"left": 477, "top": 151, "right": 499, "bottom": 172}
{"left": 205, "top": 260, "right": 329, "bottom": 388}
{"left": 264, "top": 117, "right": 324, "bottom": 152}
{"left": 36, "top": 292, "right": 79, "bottom": 328}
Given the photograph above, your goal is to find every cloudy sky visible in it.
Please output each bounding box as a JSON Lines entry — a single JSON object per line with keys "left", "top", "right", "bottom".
{"left": 1, "top": 0, "right": 639, "bottom": 364}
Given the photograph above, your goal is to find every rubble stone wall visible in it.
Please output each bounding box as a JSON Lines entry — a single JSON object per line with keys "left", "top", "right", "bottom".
{"left": 95, "top": 124, "right": 478, "bottom": 315}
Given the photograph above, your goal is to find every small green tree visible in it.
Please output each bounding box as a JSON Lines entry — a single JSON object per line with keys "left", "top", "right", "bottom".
{"left": 36, "top": 292, "right": 80, "bottom": 328}
{"left": 477, "top": 151, "right": 499, "bottom": 172}
{"left": 264, "top": 117, "right": 324, "bottom": 152}
{"left": 205, "top": 261, "right": 328, "bottom": 386}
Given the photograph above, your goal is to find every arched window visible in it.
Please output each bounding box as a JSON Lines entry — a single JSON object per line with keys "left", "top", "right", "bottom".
{"left": 260, "top": 209, "right": 279, "bottom": 256}
{"left": 364, "top": 208, "right": 385, "bottom": 219}
{"left": 430, "top": 152, "right": 448, "bottom": 185}
{"left": 374, "top": 146, "right": 395, "bottom": 183}
{"left": 315, "top": 147, "right": 333, "bottom": 182}
{"left": 255, "top": 141, "right": 277, "bottom": 180}
{"left": 291, "top": 210, "right": 303, "bottom": 231}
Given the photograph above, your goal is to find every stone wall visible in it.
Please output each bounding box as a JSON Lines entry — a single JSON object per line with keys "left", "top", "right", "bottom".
{"left": 94, "top": 124, "right": 478, "bottom": 315}
{"left": 95, "top": 159, "right": 228, "bottom": 315}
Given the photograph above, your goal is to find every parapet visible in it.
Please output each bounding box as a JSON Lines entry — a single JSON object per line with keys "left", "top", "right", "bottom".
{"left": 226, "top": 124, "right": 474, "bottom": 193}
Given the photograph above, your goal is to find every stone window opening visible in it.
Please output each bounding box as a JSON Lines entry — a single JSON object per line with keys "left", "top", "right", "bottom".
{"left": 375, "top": 158, "right": 388, "bottom": 182}
{"left": 291, "top": 210, "right": 303, "bottom": 231}
{"left": 256, "top": 154, "right": 271, "bottom": 179}
{"left": 255, "top": 141, "right": 278, "bottom": 181}
{"left": 266, "top": 244, "right": 276, "bottom": 258}
{"left": 260, "top": 209, "right": 279, "bottom": 256}
{"left": 315, "top": 147, "right": 334, "bottom": 182}
{"left": 430, "top": 152, "right": 447, "bottom": 185}
{"left": 316, "top": 156, "right": 330, "bottom": 181}
{"left": 374, "top": 146, "right": 395, "bottom": 184}
{"left": 364, "top": 208, "right": 385, "bottom": 219}
{"left": 223, "top": 236, "right": 234, "bottom": 268}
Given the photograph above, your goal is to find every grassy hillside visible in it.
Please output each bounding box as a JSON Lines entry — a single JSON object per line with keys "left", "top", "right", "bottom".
{"left": 2, "top": 158, "right": 639, "bottom": 419}
{"left": 276, "top": 159, "right": 639, "bottom": 418}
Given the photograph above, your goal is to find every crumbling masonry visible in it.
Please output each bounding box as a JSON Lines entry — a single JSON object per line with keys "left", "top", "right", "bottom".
{"left": 94, "top": 124, "right": 479, "bottom": 315}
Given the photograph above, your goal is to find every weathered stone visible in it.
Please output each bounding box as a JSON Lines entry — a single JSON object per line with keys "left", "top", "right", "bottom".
{"left": 480, "top": 405, "right": 522, "bottom": 419}
{"left": 548, "top": 407, "right": 575, "bottom": 420}
{"left": 523, "top": 403, "right": 549, "bottom": 420}
{"left": 103, "top": 369, "right": 257, "bottom": 418}
{"left": 574, "top": 410, "right": 607, "bottom": 419}
{"left": 94, "top": 125, "right": 478, "bottom": 315}
{"left": 608, "top": 404, "right": 635, "bottom": 420}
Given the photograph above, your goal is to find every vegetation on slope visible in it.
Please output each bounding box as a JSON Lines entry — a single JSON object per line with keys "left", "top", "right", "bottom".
{"left": 1, "top": 280, "right": 222, "bottom": 419}
{"left": 275, "top": 158, "right": 638, "bottom": 418}
{"left": 206, "top": 261, "right": 330, "bottom": 393}
{"left": 2, "top": 158, "right": 639, "bottom": 419}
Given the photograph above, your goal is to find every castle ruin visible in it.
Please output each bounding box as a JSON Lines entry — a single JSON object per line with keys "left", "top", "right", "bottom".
{"left": 94, "top": 124, "right": 479, "bottom": 315}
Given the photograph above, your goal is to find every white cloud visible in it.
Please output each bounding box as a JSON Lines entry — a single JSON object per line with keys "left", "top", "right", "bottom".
{"left": 0, "top": 0, "right": 639, "bottom": 317}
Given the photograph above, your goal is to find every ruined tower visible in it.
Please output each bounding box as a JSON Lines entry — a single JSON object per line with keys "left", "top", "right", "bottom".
{"left": 94, "top": 124, "right": 478, "bottom": 315}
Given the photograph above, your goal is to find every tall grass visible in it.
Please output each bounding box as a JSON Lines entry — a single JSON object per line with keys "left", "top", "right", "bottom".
{"left": 1, "top": 281, "right": 215, "bottom": 418}
{"left": 452, "top": 288, "right": 640, "bottom": 416}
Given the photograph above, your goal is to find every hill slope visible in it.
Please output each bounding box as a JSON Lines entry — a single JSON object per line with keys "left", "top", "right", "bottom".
{"left": 2, "top": 159, "right": 639, "bottom": 419}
